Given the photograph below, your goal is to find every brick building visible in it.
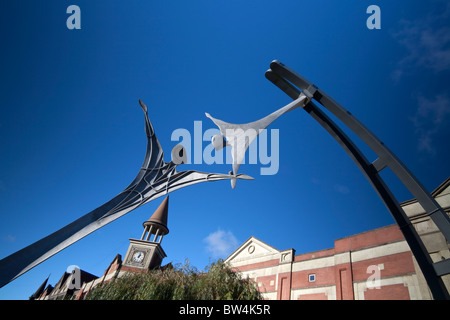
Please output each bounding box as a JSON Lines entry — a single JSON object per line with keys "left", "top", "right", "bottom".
{"left": 31, "top": 178, "right": 450, "bottom": 300}
{"left": 31, "top": 196, "right": 172, "bottom": 300}
{"left": 225, "top": 177, "right": 450, "bottom": 300}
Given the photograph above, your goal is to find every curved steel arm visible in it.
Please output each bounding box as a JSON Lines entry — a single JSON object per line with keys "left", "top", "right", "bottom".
{"left": 268, "top": 61, "right": 450, "bottom": 234}
{"left": 266, "top": 60, "right": 450, "bottom": 300}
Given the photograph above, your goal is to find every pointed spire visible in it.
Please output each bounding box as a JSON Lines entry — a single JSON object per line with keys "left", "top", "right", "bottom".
{"left": 143, "top": 196, "right": 169, "bottom": 235}
{"left": 29, "top": 274, "right": 50, "bottom": 300}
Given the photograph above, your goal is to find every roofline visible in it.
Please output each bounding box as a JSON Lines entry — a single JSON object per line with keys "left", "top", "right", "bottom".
{"left": 400, "top": 177, "right": 450, "bottom": 206}
{"left": 224, "top": 236, "right": 282, "bottom": 262}
{"left": 333, "top": 223, "right": 398, "bottom": 242}
{"left": 431, "top": 177, "right": 450, "bottom": 197}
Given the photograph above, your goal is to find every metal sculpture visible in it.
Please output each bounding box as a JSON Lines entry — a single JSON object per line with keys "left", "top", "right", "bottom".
{"left": 264, "top": 60, "right": 450, "bottom": 300}
{"left": 0, "top": 99, "right": 252, "bottom": 288}
{"left": 205, "top": 94, "right": 308, "bottom": 188}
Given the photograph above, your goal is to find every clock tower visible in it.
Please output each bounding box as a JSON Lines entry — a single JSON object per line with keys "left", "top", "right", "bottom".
{"left": 123, "top": 196, "right": 169, "bottom": 271}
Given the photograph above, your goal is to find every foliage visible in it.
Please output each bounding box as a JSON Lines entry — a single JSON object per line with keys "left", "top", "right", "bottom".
{"left": 84, "top": 259, "right": 263, "bottom": 300}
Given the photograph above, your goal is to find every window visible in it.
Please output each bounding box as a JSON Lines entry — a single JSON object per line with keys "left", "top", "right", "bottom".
{"left": 308, "top": 274, "right": 316, "bottom": 282}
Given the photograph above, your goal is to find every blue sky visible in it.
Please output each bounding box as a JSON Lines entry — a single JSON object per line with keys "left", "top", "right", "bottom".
{"left": 1, "top": 1, "right": 449, "bottom": 299}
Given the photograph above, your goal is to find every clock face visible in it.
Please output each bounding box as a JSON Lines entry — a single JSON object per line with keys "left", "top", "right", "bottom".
{"left": 132, "top": 251, "right": 145, "bottom": 263}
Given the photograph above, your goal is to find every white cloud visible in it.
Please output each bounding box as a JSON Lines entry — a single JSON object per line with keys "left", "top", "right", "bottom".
{"left": 410, "top": 94, "right": 450, "bottom": 154}
{"left": 5, "top": 235, "right": 15, "bottom": 243}
{"left": 392, "top": 1, "right": 450, "bottom": 79}
{"left": 203, "top": 229, "right": 239, "bottom": 258}
{"left": 391, "top": 2, "right": 450, "bottom": 155}
{"left": 334, "top": 184, "right": 350, "bottom": 195}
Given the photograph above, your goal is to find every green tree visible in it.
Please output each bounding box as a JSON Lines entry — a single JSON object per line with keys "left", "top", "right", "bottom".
{"left": 85, "top": 259, "right": 262, "bottom": 300}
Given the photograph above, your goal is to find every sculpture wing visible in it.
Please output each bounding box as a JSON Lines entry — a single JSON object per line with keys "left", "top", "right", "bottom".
{"left": 0, "top": 100, "right": 252, "bottom": 288}
{"left": 205, "top": 95, "right": 307, "bottom": 188}
{"left": 0, "top": 100, "right": 168, "bottom": 288}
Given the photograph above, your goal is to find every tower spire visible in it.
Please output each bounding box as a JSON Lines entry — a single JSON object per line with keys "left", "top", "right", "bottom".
{"left": 141, "top": 196, "right": 169, "bottom": 243}
{"left": 124, "top": 197, "right": 170, "bottom": 271}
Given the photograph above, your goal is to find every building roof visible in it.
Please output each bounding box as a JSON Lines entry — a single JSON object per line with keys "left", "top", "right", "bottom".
{"left": 29, "top": 275, "right": 49, "bottom": 300}
{"left": 143, "top": 196, "right": 169, "bottom": 235}
{"left": 400, "top": 176, "right": 450, "bottom": 206}
{"left": 431, "top": 177, "right": 450, "bottom": 198}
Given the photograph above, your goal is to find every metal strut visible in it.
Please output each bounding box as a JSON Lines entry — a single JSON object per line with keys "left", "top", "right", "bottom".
{"left": 265, "top": 60, "right": 450, "bottom": 300}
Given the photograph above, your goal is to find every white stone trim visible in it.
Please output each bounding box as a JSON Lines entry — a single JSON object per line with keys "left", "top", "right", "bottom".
{"left": 292, "top": 285, "right": 336, "bottom": 300}
{"left": 350, "top": 241, "right": 410, "bottom": 263}
{"left": 353, "top": 274, "right": 422, "bottom": 300}
{"left": 292, "top": 255, "right": 336, "bottom": 272}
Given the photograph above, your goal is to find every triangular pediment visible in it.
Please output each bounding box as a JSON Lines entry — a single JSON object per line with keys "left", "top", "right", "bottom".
{"left": 432, "top": 177, "right": 450, "bottom": 198}
{"left": 103, "top": 254, "right": 122, "bottom": 276}
{"left": 401, "top": 177, "right": 450, "bottom": 212}
{"left": 225, "top": 236, "right": 281, "bottom": 265}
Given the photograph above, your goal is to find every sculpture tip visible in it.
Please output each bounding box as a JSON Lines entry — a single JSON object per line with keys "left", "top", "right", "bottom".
{"left": 138, "top": 99, "right": 148, "bottom": 113}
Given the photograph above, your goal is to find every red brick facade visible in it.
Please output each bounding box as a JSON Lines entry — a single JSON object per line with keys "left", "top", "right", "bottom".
{"left": 226, "top": 224, "right": 431, "bottom": 300}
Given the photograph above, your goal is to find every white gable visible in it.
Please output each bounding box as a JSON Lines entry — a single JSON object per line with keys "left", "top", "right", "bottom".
{"left": 433, "top": 177, "right": 450, "bottom": 197}
{"left": 403, "top": 177, "right": 450, "bottom": 216}
{"left": 225, "top": 237, "right": 281, "bottom": 266}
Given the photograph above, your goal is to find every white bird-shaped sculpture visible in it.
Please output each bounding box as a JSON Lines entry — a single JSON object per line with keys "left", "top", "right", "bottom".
{"left": 206, "top": 94, "right": 308, "bottom": 188}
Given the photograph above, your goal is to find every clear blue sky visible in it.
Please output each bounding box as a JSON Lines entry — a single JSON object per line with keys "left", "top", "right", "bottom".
{"left": 1, "top": 1, "right": 449, "bottom": 299}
